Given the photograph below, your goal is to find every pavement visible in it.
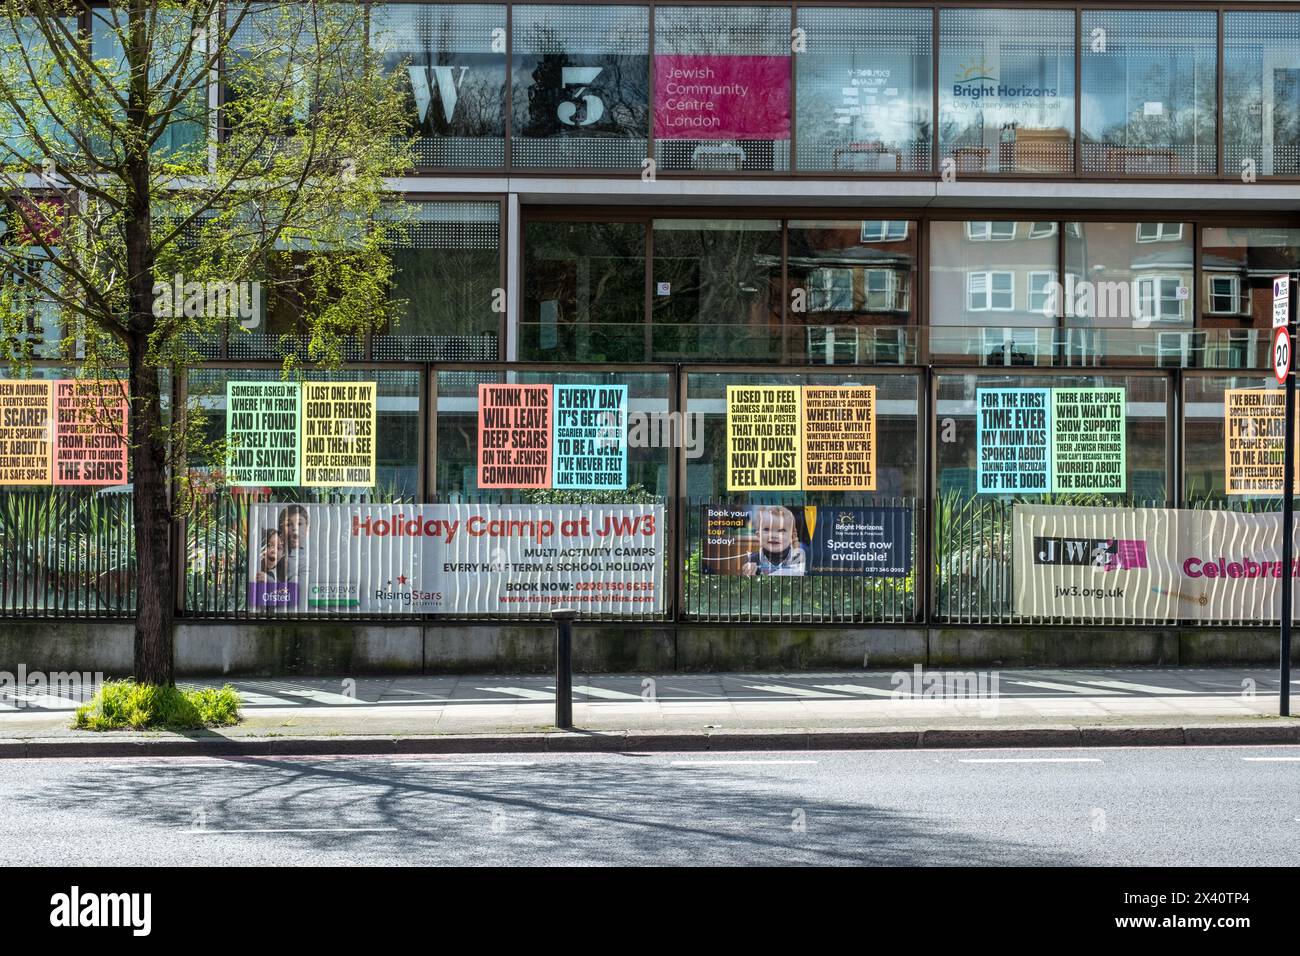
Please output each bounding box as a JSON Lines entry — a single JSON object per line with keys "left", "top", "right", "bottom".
{"left": 1, "top": 666, "right": 1299, "bottom": 756}
{"left": 3, "top": 746, "right": 1299, "bottom": 865}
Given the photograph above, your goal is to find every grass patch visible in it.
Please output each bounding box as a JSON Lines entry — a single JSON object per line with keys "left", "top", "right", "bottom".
{"left": 74, "top": 680, "right": 242, "bottom": 731}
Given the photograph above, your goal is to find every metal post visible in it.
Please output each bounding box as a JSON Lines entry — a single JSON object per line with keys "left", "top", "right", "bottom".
{"left": 1283, "top": 275, "right": 1298, "bottom": 718}
{"left": 552, "top": 609, "right": 575, "bottom": 730}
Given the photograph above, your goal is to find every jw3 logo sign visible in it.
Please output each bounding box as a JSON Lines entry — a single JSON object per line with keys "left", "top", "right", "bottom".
{"left": 400, "top": 53, "right": 641, "bottom": 132}
{"left": 1033, "top": 536, "right": 1148, "bottom": 571}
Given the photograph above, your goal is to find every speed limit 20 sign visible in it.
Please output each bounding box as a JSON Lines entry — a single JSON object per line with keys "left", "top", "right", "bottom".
{"left": 1275, "top": 326, "right": 1292, "bottom": 385}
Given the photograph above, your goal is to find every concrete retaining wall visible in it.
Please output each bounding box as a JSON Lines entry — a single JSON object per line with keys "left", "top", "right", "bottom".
{"left": 0, "top": 620, "right": 1293, "bottom": 676}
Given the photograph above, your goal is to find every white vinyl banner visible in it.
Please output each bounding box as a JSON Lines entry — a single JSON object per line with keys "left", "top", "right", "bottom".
{"left": 1014, "top": 504, "right": 1300, "bottom": 622}
{"left": 248, "top": 503, "right": 665, "bottom": 615}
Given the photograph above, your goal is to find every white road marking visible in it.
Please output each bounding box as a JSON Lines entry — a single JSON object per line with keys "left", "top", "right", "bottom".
{"left": 959, "top": 757, "right": 1102, "bottom": 764}
{"left": 1075, "top": 679, "right": 1195, "bottom": 695}
{"left": 814, "top": 684, "right": 905, "bottom": 698}
{"left": 671, "top": 760, "right": 819, "bottom": 766}
{"left": 565, "top": 685, "right": 645, "bottom": 701}
{"left": 1007, "top": 680, "right": 1123, "bottom": 695}
{"left": 475, "top": 686, "right": 554, "bottom": 701}
{"left": 185, "top": 827, "right": 399, "bottom": 834}
{"left": 742, "top": 684, "right": 848, "bottom": 699}
{"left": 1242, "top": 757, "right": 1300, "bottom": 762}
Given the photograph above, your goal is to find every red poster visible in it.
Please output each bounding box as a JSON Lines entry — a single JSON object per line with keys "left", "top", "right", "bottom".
{"left": 477, "top": 384, "right": 552, "bottom": 489}
{"left": 653, "top": 55, "right": 791, "bottom": 141}
{"left": 52, "top": 379, "right": 128, "bottom": 486}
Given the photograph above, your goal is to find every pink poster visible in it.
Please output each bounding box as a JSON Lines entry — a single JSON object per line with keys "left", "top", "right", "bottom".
{"left": 477, "top": 384, "right": 552, "bottom": 489}
{"left": 654, "top": 55, "right": 791, "bottom": 141}
{"left": 52, "top": 379, "right": 128, "bottom": 486}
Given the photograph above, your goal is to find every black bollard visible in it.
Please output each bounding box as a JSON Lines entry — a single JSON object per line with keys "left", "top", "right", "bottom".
{"left": 552, "top": 609, "right": 576, "bottom": 729}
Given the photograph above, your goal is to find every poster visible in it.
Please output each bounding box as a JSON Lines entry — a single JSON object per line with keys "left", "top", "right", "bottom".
{"left": 0, "top": 380, "right": 51, "bottom": 485}
{"left": 976, "top": 388, "right": 1051, "bottom": 494}
{"left": 802, "top": 385, "right": 876, "bottom": 491}
{"left": 1051, "top": 387, "right": 1126, "bottom": 493}
{"left": 300, "top": 382, "right": 376, "bottom": 487}
{"left": 726, "top": 385, "right": 801, "bottom": 491}
{"left": 552, "top": 384, "right": 627, "bottom": 491}
{"left": 653, "top": 55, "right": 790, "bottom": 140}
{"left": 1224, "top": 388, "right": 1298, "bottom": 495}
{"left": 226, "top": 382, "right": 301, "bottom": 487}
{"left": 52, "top": 379, "right": 128, "bottom": 486}
{"left": 477, "top": 384, "right": 552, "bottom": 489}
{"left": 1014, "top": 503, "right": 1300, "bottom": 622}
{"left": 701, "top": 504, "right": 910, "bottom": 577}
{"left": 246, "top": 502, "right": 664, "bottom": 615}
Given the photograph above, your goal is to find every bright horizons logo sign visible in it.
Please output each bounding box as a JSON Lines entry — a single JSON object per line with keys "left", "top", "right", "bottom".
{"left": 951, "top": 59, "right": 1058, "bottom": 102}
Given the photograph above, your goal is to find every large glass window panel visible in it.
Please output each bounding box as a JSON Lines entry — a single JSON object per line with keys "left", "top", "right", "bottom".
{"left": 373, "top": 201, "right": 501, "bottom": 362}
{"left": 651, "top": 219, "right": 781, "bottom": 361}
{"left": 683, "top": 371, "right": 920, "bottom": 623}
{"left": 929, "top": 221, "right": 1059, "bottom": 366}
{"left": 1199, "top": 227, "right": 1300, "bottom": 370}
{"left": 370, "top": 4, "right": 507, "bottom": 168}
{"left": 938, "top": 9, "right": 1075, "bottom": 175}
{"left": 434, "top": 369, "right": 670, "bottom": 500}
{"left": 653, "top": 5, "right": 790, "bottom": 172}
{"left": 1081, "top": 10, "right": 1217, "bottom": 176}
{"left": 511, "top": 5, "right": 648, "bottom": 170}
{"left": 1062, "top": 221, "right": 1193, "bottom": 366}
{"left": 786, "top": 220, "right": 917, "bottom": 366}
{"left": 1224, "top": 12, "right": 1300, "bottom": 179}
{"left": 521, "top": 220, "right": 646, "bottom": 363}
{"left": 1183, "top": 374, "right": 1288, "bottom": 506}
{"left": 0, "top": 17, "right": 75, "bottom": 167}
{"left": 90, "top": 7, "right": 208, "bottom": 163}
{"left": 795, "top": 7, "right": 931, "bottom": 173}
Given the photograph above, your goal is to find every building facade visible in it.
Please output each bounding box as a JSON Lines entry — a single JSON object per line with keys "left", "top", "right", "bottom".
{"left": 5, "top": 0, "right": 1300, "bottom": 673}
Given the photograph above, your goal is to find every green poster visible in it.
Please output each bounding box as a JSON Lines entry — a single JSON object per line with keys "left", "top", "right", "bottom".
{"left": 226, "top": 381, "right": 302, "bottom": 486}
{"left": 1051, "top": 387, "right": 1126, "bottom": 493}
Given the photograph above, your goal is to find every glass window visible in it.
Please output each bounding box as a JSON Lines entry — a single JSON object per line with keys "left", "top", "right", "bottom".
{"left": 373, "top": 201, "right": 502, "bottom": 363}
{"left": 1200, "top": 227, "right": 1300, "bottom": 370}
{"left": 521, "top": 219, "right": 646, "bottom": 362}
{"left": 929, "top": 221, "right": 1058, "bottom": 366}
{"left": 653, "top": 5, "right": 790, "bottom": 172}
{"left": 683, "top": 370, "right": 922, "bottom": 622}
{"left": 1184, "top": 374, "right": 1284, "bottom": 505}
{"left": 1081, "top": 10, "right": 1217, "bottom": 176}
{"left": 1224, "top": 12, "right": 1300, "bottom": 179}
{"left": 939, "top": 8, "right": 1075, "bottom": 175}
{"left": 1062, "top": 220, "right": 1193, "bottom": 366}
{"left": 434, "top": 369, "right": 670, "bottom": 501}
{"left": 90, "top": 6, "right": 208, "bottom": 163}
{"left": 0, "top": 198, "right": 64, "bottom": 360}
{"left": 370, "top": 4, "right": 507, "bottom": 168}
{"left": 786, "top": 220, "right": 918, "bottom": 366}
{"left": 795, "top": 7, "right": 931, "bottom": 173}
{"left": 511, "top": 4, "right": 648, "bottom": 169}
{"left": 651, "top": 219, "right": 781, "bottom": 361}
{"left": 0, "top": 17, "right": 76, "bottom": 166}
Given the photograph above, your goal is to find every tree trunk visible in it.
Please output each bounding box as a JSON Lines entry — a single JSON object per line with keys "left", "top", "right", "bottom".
{"left": 128, "top": 336, "right": 174, "bottom": 686}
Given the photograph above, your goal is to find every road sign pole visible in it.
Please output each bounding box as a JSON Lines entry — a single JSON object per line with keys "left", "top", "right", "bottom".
{"left": 1283, "top": 274, "right": 1298, "bottom": 718}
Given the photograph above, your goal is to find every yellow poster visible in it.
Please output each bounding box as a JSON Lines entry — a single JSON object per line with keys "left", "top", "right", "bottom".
{"left": 1224, "top": 388, "right": 1299, "bottom": 495}
{"left": 301, "top": 382, "right": 377, "bottom": 487}
{"left": 802, "top": 385, "right": 876, "bottom": 491}
{"left": 726, "top": 385, "right": 801, "bottom": 491}
{"left": 0, "top": 379, "right": 52, "bottom": 485}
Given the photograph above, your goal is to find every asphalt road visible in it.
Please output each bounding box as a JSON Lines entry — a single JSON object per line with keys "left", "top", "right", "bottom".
{"left": 3, "top": 745, "right": 1298, "bottom": 866}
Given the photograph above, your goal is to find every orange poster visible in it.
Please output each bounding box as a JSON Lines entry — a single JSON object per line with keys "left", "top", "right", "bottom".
{"left": 802, "top": 385, "right": 877, "bottom": 491}
{"left": 52, "top": 379, "right": 128, "bottom": 486}
{"left": 478, "top": 383, "right": 552, "bottom": 489}
{"left": 0, "top": 379, "right": 52, "bottom": 485}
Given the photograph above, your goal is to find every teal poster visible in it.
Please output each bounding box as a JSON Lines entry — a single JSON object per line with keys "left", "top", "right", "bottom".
{"left": 552, "top": 384, "right": 628, "bottom": 490}
{"left": 976, "top": 388, "right": 1051, "bottom": 493}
